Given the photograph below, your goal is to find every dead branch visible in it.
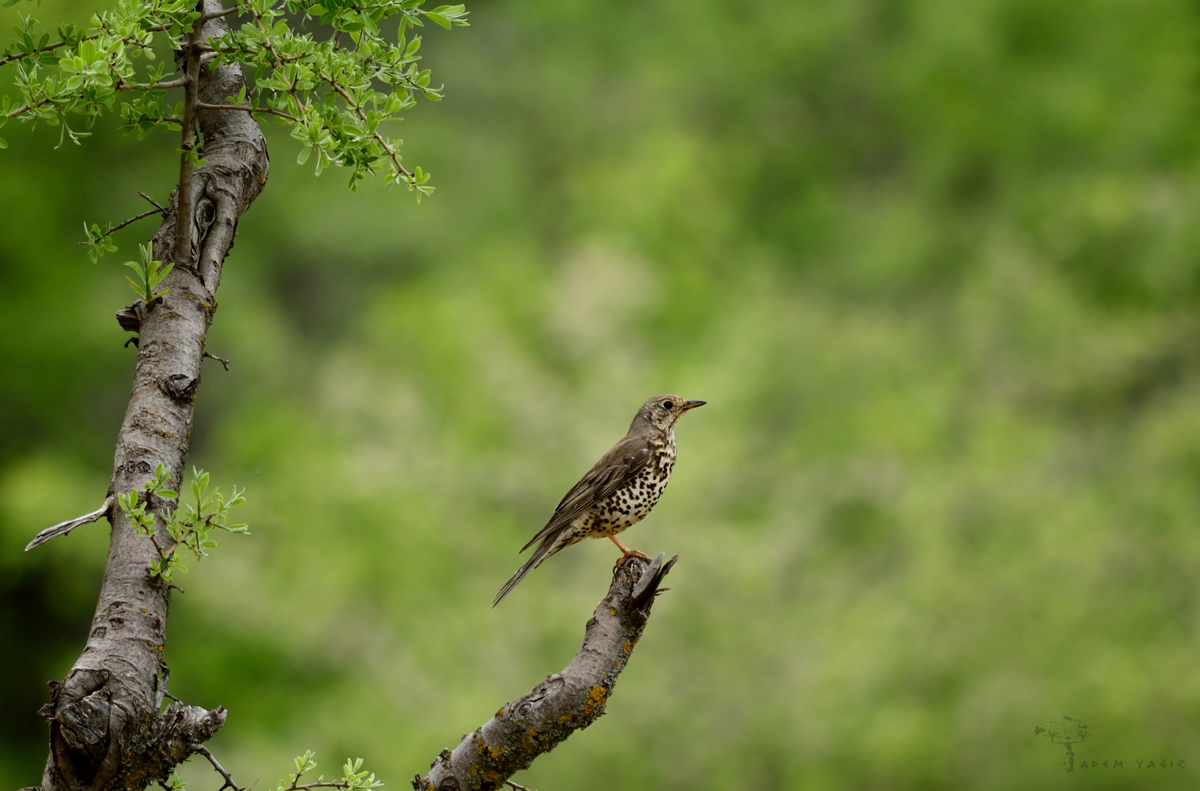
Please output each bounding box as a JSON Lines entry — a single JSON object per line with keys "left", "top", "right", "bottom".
{"left": 25, "top": 498, "right": 114, "bottom": 551}
{"left": 415, "top": 553, "right": 678, "bottom": 791}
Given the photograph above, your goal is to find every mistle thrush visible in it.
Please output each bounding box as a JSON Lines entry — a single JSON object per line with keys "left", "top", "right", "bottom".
{"left": 493, "top": 394, "right": 705, "bottom": 606}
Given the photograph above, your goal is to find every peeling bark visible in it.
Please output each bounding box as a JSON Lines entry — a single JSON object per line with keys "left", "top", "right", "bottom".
{"left": 416, "top": 554, "right": 679, "bottom": 791}
{"left": 33, "top": 2, "right": 268, "bottom": 789}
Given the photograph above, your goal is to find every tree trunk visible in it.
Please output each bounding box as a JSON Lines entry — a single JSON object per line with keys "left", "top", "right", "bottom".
{"left": 32, "top": 3, "right": 269, "bottom": 788}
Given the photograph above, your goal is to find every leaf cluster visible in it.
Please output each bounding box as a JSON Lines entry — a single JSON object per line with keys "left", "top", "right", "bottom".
{"left": 277, "top": 752, "right": 383, "bottom": 791}
{"left": 1, "top": 0, "right": 198, "bottom": 147}
{"left": 116, "top": 463, "right": 248, "bottom": 583}
{"left": 220, "top": 0, "right": 466, "bottom": 193}
{"left": 123, "top": 242, "right": 174, "bottom": 301}
{"left": 1, "top": 0, "right": 467, "bottom": 194}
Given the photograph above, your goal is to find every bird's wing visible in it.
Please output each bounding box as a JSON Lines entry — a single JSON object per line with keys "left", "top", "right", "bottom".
{"left": 519, "top": 435, "right": 654, "bottom": 553}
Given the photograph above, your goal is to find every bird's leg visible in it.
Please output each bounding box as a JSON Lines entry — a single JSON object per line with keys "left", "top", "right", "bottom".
{"left": 608, "top": 533, "right": 653, "bottom": 564}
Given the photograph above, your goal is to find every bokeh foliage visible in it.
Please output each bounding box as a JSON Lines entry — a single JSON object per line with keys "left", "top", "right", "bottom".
{"left": 4, "top": 0, "right": 1200, "bottom": 789}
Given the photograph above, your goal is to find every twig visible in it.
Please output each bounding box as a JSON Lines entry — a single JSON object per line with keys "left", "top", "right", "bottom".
{"left": 5, "top": 97, "right": 51, "bottom": 119}
{"left": 316, "top": 70, "right": 414, "bottom": 182}
{"left": 197, "top": 102, "right": 299, "bottom": 122}
{"left": 203, "top": 350, "right": 231, "bottom": 370}
{"left": 25, "top": 497, "right": 114, "bottom": 551}
{"left": 505, "top": 781, "right": 539, "bottom": 791}
{"left": 109, "top": 206, "right": 167, "bottom": 233}
{"left": 281, "top": 769, "right": 374, "bottom": 791}
{"left": 244, "top": 3, "right": 310, "bottom": 115}
{"left": 200, "top": 6, "right": 241, "bottom": 22}
{"left": 140, "top": 191, "right": 168, "bottom": 214}
{"left": 0, "top": 20, "right": 191, "bottom": 69}
{"left": 192, "top": 744, "right": 243, "bottom": 791}
{"left": 126, "top": 115, "right": 185, "bottom": 126}
{"left": 78, "top": 206, "right": 167, "bottom": 249}
{"left": 119, "top": 75, "right": 190, "bottom": 91}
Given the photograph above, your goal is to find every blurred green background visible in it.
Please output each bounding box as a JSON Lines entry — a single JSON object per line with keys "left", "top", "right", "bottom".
{"left": 4, "top": 0, "right": 1200, "bottom": 788}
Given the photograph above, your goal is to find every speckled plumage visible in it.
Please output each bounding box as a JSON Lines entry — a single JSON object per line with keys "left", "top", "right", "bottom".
{"left": 493, "top": 394, "right": 705, "bottom": 606}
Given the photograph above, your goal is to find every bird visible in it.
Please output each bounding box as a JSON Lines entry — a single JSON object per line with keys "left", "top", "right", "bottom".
{"left": 493, "top": 394, "right": 705, "bottom": 606}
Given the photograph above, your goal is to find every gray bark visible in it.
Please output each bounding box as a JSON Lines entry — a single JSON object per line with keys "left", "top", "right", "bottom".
{"left": 31, "top": 2, "right": 268, "bottom": 789}
{"left": 26, "top": 6, "right": 680, "bottom": 791}
{"left": 416, "top": 554, "right": 679, "bottom": 791}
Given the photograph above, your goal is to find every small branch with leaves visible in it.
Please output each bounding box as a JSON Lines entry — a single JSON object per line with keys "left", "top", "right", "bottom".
{"left": 174, "top": 750, "right": 384, "bottom": 791}
{"left": 117, "top": 464, "right": 248, "bottom": 584}
{"left": 1, "top": 0, "right": 468, "bottom": 221}
{"left": 81, "top": 192, "right": 169, "bottom": 261}
{"left": 123, "top": 243, "right": 175, "bottom": 303}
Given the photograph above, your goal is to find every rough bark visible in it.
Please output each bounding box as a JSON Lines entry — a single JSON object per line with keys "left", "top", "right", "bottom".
{"left": 415, "top": 554, "right": 679, "bottom": 791}
{"left": 26, "top": 5, "right": 682, "bottom": 790}
{"left": 31, "top": 3, "right": 268, "bottom": 789}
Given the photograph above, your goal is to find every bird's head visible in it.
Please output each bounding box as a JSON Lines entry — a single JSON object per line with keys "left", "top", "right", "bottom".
{"left": 633, "top": 394, "right": 706, "bottom": 433}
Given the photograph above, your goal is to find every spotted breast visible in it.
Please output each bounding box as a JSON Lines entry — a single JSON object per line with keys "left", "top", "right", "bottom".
{"left": 492, "top": 394, "right": 705, "bottom": 606}
{"left": 584, "top": 435, "right": 676, "bottom": 538}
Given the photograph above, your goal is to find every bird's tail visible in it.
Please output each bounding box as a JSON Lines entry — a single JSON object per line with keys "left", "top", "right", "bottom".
{"left": 492, "top": 537, "right": 560, "bottom": 607}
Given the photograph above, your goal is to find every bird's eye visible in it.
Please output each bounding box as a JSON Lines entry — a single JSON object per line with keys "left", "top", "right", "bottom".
{"left": 661, "top": 401, "right": 674, "bottom": 410}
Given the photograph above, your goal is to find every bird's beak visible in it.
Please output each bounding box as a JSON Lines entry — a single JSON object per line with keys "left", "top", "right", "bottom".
{"left": 682, "top": 400, "right": 707, "bottom": 410}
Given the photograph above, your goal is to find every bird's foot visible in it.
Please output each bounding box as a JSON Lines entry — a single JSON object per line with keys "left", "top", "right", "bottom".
{"left": 608, "top": 534, "right": 653, "bottom": 568}
{"left": 613, "top": 549, "right": 654, "bottom": 573}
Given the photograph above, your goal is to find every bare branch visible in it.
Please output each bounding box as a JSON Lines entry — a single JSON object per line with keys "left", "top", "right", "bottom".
{"left": 140, "top": 191, "right": 169, "bottom": 213}
{"left": 416, "top": 553, "right": 679, "bottom": 791}
{"left": 120, "top": 75, "right": 191, "bottom": 91}
{"left": 200, "top": 6, "right": 241, "bottom": 22}
{"left": 78, "top": 206, "right": 168, "bottom": 252}
{"left": 25, "top": 498, "right": 114, "bottom": 551}
{"left": 191, "top": 744, "right": 243, "bottom": 791}
{"left": 197, "top": 102, "right": 298, "bottom": 122}
{"left": 109, "top": 206, "right": 167, "bottom": 233}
